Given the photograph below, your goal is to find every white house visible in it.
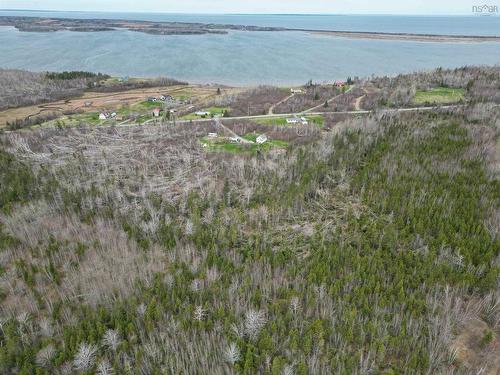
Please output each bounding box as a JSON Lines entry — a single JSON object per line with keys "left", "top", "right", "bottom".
{"left": 291, "top": 88, "right": 303, "bottom": 94}
{"left": 256, "top": 134, "right": 268, "bottom": 144}
{"left": 99, "top": 113, "right": 108, "bottom": 120}
{"left": 153, "top": 107, "right": 162, "bottom": 117}
{"left": 195, "top": 111, "right": 211, "bottom": 116}
{"left": 208, "top": 133, "right": 217, "bottom": 138}
{"left": 110, "top": 112, "right": 117, "bottom": 118}
{"left": 286, "top": 117, "right": 308, "bottom": 125}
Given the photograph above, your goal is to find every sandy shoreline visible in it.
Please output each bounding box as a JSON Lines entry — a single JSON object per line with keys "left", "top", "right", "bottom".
{"left": 304, "top": 30, "right": 500, "bottom": 43}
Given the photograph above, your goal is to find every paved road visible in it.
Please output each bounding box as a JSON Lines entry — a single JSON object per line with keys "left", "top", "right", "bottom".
{"left": 69, "top": 104, "right": 467, "bottom": 129}
{"left": 0, "top": 103, "right": 478, "bottom": 133}
{"left": 155, "top": 104, "right": 463, "bottom": 126}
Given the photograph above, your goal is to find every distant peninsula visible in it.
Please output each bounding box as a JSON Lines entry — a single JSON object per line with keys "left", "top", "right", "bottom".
{"left": 1, "top": 16, "right": 499, "bottom": 42}
{"left": 0, "top": 16, "right": 286, "bottom": 35}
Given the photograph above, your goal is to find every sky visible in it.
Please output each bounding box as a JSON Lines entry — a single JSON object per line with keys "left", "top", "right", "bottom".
{"left": 0, "top": 0, "right": 497, "bottom": 15}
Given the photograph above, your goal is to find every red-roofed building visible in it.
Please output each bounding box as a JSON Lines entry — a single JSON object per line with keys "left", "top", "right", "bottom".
{"left": 153, "top": 107, "right": 162, "bottom": 117}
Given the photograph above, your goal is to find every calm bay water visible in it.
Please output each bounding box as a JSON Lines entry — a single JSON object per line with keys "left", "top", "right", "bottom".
{"left": 0, "top": 11, "right": 499, "bottom": 85}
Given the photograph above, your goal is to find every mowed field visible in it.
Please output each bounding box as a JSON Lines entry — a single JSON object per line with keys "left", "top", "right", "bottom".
{"left": 413, "top": 87, "right": 465, "bottom": 105}
{"left": 0, "top": 85, "right": 239, "bottom": 127}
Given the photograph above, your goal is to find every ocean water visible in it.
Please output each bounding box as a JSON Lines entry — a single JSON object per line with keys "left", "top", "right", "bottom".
{"left": 0, "top": 11, "right": 499, "bottom": 85}
{"left": 1, "top": 10, "right": 500, "bottom": 36}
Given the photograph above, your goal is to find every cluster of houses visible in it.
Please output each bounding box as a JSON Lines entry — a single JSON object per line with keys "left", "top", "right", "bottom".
{"left": 99, "top": 111, "right": 118, "bottom": 120}
{"left": 147, "top": 95, "right": 175, "bottom": 103}
{"left": 147, "top": 95, "right": 192, "bottom": 105}
{"left": 286, "top": 117, "right": 309, "bottom": 125}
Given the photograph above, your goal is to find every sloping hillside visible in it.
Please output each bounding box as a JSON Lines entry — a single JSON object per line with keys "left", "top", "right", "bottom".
{"left": 0, "top": 82, "right": 499, "bottom": 374}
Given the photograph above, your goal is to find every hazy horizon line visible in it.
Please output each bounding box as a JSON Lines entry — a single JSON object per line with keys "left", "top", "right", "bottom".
{"left": 0, "top": 8, "right": 487, "bottom": 17}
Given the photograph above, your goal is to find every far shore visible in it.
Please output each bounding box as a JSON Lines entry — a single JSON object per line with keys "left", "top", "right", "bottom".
{"left": 1, "top": 15, "right": 499, "bottom": 43}
{"left": 304, "top": 29, "right": 500, "bottom": 43}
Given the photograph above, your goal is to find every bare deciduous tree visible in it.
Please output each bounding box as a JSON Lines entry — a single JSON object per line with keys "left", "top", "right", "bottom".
{"left": 73, "top": 343, "right": 98, "bottom": 372}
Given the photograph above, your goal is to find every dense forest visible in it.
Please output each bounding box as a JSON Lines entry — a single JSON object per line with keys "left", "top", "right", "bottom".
{"left": 45, "top": 71, "right": 109, "bottom": 81}
{"left": 362, "top": 66, "right": 500, "bottom": 109}
{"left": 0, "top": 69, "right": 499, "bottom": 374}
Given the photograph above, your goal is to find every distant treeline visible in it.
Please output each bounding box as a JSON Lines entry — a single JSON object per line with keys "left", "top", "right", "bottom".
{"left": 0, "top": 69, "right": 186, "bottom": 112}
{"left": 92, "top": 77, "right": 188, "bottom": 93}
{"left": 45, "top": 71, "right": 110, "bottom": 81}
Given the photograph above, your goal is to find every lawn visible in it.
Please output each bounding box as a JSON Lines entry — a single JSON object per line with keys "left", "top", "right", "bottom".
{"left": 254, "top": 115, "right": 324, "bottom": 127}
{"left": 200, "top": 134, "right": 288, "bottom": 154}
{"left": 39, "top": 112, "right": 103, "bottom": 128}
{"left": 133, "top": 101, "right": 162, "bottom": 111}
{"left": 412, "top": 87, "right": 465, "bottom": 105}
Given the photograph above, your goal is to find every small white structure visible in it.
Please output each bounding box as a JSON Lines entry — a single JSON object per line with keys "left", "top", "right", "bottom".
{"left": 291, "top": 88, "right": 303, "bottom": 94}
{"left": 99, "top": 113, "right": 108, "bottom": 120}
{"left": 286, "top": 116, "right": 308, "bottom": 125}
{"left": 208, "top": 133, "right": 217, "bottom": 138}
{"left": 110, "top": 112, "right": 117, "bottom": 118}
{"left": 195, "top": 111, "right": 211, "bottom": 116}
{"left": 229, "top": 137, "right": 241, "bottom": 143}
{"left": 256, "top": 134, "right": 268, "bottom": 144}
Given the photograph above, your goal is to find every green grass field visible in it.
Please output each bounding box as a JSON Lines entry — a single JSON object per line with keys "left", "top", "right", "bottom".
{"left": 38, "top": 112, "right": 103, "bottom": 128}
{"left": 254, "top": 115, "right": 324, "bottom": 127}
{"left": 200, "top": 134, "right": 288, "bottom": 154}
{"left": 413, "top": 87, "right": 465, "bottom": 105}
{"left": 180, "top": 107, "right": 228, "bottom": 120}
{"left": 132, "top": 101, "right": 162, "bottom": 111}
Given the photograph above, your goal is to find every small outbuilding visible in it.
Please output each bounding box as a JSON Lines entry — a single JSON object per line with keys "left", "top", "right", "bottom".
{"left": 256, "top": 134, "right": 268, "bottom": 144}
{"left": 153, "top": 107, "right": 162, "bottom": 117}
